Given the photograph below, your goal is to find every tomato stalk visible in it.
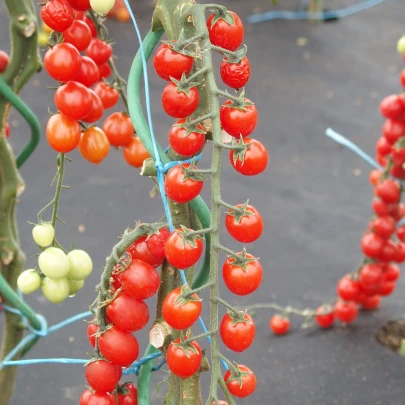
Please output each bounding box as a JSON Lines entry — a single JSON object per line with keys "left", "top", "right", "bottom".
{"left": 0, "top": 1, "right": 41, "bottom": 404}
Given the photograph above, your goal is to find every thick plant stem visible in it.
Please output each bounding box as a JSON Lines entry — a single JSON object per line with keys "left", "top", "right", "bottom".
{"left": 0, "top": 1, "right": 41, "bottom": 404}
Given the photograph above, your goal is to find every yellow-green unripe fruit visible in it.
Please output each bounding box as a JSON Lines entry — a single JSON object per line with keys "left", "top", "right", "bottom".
{"left": 68, "top": 279, "right": 85, "bottom": 295}
{"left": 397, "top": 36, "right": 405, "bottom": 54}
{"left": 32, "top": 223, "right": 55, "bottom": 247}
{"left": 90, "top": 0, "right": 116, "bottom": 15}
{"left": 17, "top": 269, "right": 41, "bottom": 294}
{"left": 41, "top": 277, "right": 70, "bottom": 304}
{"left": 67, "top": 250, "right": 93, "bottom": 280}
{"left": 38, "top": 247, "right": 70, "bottom": 279}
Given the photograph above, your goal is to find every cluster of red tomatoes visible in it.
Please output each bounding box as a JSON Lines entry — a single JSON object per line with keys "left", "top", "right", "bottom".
{"left": 40, "top": 0, "right": 150, "bottom": 167}
{"left": 81, "top": 227, "right": 169, "bottom": 404}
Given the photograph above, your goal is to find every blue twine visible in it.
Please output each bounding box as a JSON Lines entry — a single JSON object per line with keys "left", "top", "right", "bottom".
{"left": 325, "top": 128, "right": 383, "bottom": 170}
{"left": 122, "top": 0, "right": 228, "bottom": 370}
{"left": 248, "top": 0, "right": 387, "bottom": 24}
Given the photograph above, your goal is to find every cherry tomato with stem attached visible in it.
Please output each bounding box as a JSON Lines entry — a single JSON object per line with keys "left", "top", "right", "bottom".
{"left": 44, "top": 43, "right": 82, "bottom": 82}
{"left": 220, "top": 311, "right": 255, "bottom": 352}
{"left": 168, "top": 119, "right": 206, "bottom": 157}
{"left": 229, "top": 138, "right": 268, "bottom": 176}
{"left": 85, "top": 359, "right": 122, "bottom": 392}
{"left": 225, "top": 204, "right": 263, "bottom": 243}
{"left": 224, "top": 364, "right": 256, "bottom": 398}
{"left": 315, "top": 305, "right": 335, "bottom": 329}
{"left": 207, "top": 11, "right": 244, "bottom": 51}
{"left": 86, "top": 39, "right": 113, "bottom": 65}
{"left": 162, "top": 82, "right": 200, "bottom": 118}
{"left": 220, "top": 56, "right": 251, "bottom": 89}
{"left": 334, "top": 300, "right": 358, "bottom": 323}
{"left": 166, "top": 338, "right": 202, "bottom": 379}
{"left": 79, "top": 127, "right": 110, "bottom": 164}
{"left": 220, "top": 99, "right": 258, "bottom": 137}
{"left": 46, "top": 113, "right": 80, "bottom": 153}
{"left": 41, "top": 0, "right": 73, "bottom": 32}
{"left": 102, "top": 112, "right": 134, "bottom": 147}
{"left": 63, "top": 20, "right": 92, "bottom": 51}
{"left": 94, "top": 82, "right": 119, "bottom": 109}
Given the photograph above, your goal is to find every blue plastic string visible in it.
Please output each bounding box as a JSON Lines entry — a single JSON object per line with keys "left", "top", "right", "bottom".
{"left": 122, "top": 0, "right": 228, "bottom": 370}
{"left": 325, "top": 128, "right": 383, "bottom": 170}
{"left": 248, "top": 0, "right": 387, "bottom": 24}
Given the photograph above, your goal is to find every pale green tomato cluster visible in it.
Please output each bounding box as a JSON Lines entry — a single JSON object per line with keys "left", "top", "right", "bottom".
{"left": 17, "top": 224, "right": 93, "bottom": 304}
{"left": 397, "top": 36, "right": 405, "bottom": 54}
{"left": 90, "top": 0, "right": 116, "bottom": 15}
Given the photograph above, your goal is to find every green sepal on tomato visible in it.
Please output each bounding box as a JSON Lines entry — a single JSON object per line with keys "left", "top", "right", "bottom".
{"left": 166, "top": 338, "right": 202, "bottom": 379}
{"left": 224, "top": 364, "right": 256, "bottom": 398}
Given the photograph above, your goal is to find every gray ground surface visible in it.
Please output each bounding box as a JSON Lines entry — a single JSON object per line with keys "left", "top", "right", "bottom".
{"left": 1, "top": 0, "right": 405, "bottom": 404}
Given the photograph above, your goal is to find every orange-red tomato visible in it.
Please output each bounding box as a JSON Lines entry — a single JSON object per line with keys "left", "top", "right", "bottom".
{"left": 102, "top": 112, "right": 134, "bottom": 147}
{"left": 46, "top": 113, "right": 81, "bottom": 153}
{"left": 79, "top": 127, "right": 110, "bottom": 164}
{"left": 123, "top": 137, "right": 150, "bottom": 168}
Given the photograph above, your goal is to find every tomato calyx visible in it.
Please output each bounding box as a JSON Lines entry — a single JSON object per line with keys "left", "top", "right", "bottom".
{"left": 228, "top": 248, "right": 258, "bottom": 271}
{"left": 178, "top": 162, "right": 206, "bottom": 182}
{"left": 174, "top": 284, "right": 202, "bottom": 306}
{"left": 47, "top": 31, "right": 64, "bottom": 47}
{"left": 161, "top": 34, "right": 196, "bottom": 58}
{"left": 225, "top": 362, "right": 253, "bottom": 388}
{"left": 221, "top": 90, "right": 253, "bottom": 111}
{"left": 230, "top": 136, "right": 252, "bottom": 165}
{"left": 170, "top": 73, "right": 199, "bottom": 96}
{"left": 208, "top": 9, "right": 236, "bottom": 28}
{"left": 116, "top": 382, "right": 133, "bottom": 395}
{"left": 172, "top": 335, "right": 201, "bottom": 358}
{"left": 222, "top": 45, "right": 247, "bottom": 64}
{"left": 226, "top": 200, "right": 254, "bottom": 223}
{"left": 174, "top": 117, "right": 207, "bottom": 137}
{"left": 227, "top": 309, "right": 253, "bottom": 326}
{"left": 176, "top": 225, "right": 205, "bottom": 248}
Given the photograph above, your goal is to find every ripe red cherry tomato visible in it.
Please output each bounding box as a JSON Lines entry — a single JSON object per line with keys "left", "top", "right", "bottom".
{"left": 372, "top": 215, "right": 396, "bottom": 239}
{"left": 361, "top": 295, "right": 381, "bottom": 310}
{"left": 315, "top": 305, "right": 335, "bottom": 329}
{"left": 84, "top": 16, "right": 97, "bottom": 36}
{"left": 94, "top": 82, "right": 119, "bottom": 109}
{"left": 87, "top": 322, "right": 98, "bottom": 347}
{"left": 46, "top": 113, "right": 80, "bottom": 153}
{"left": 384, "top": 263, "right": 400, "bottom": 281}
{"left": 164, "top": 228, "right": 203, "bottom": 269}
{"left": 166, "top": 339, "right": 202, "bottom": 379}
{"left": 117, "top": 384, "right": 137, "bottom": 405}
{"left": 360, "top": 232, "right": 385, "bottom": 259}
{"left": 225, "top": 204, "right": 263, "bottom": 243}
{"left": 102, "top": 112, "right": 134, "bottom": 147}
{"left": 54, "top": 81, "right": 92, "bottom": 120}
{"left": 119, "top": 259, "right": 160, "bottom": 300}
{"left": 336, "top": 274, "right": 360, "bottom": 301}
{"left": 98, "top": 62, "right": 112, "bottom": 79}
{"left": 62, "top": 20, "right": 92, "bottom": 51}
{"left": 380, "top": 240, "right": 398, "bottom": 262}
{"left": 72, "top": 56, "right": 99, "bottom": 87}
{"left": 359, "top": 263, "right": 383, "bottom": 296}
{"left": 396, "top": 242, "right": 405, "bottom": 263}
{"left": 98, "top": 325, "right": 139, "bottom": 367}
{"left": 207, "top": 11, "right": 244, "bottom": 51}
{"left": 86, "top": 39, "right": 113, "bottom": 65}
{"left": 220, "top": 311, "right": 255, "bottom": 352}
{"left": 85, "top": 359, "right": 122, "bottom": 392}
{"left": 126, "top": 227, "right": 170, "bottom": 267}
{"left": 162, "top": 286, "right": 202, "bottom": 330}
{"left": 0, "top": 51, "right": 10, "bottom": 72}
{"left": 68, "top": 0, "right": 91, "bottom": 11}
{"left": 80, "top": 390, "right": 115, "bottom": 405}
{"left": 106, "top": 290, "right": 149, "bottom": 332}
{"left": 222, "top": 253, "right": 262, "bottom": 295}
{"left": 44, "top": 43, "right": 82, "bottom": 82}
{"left": 379, "top": 94, "right": 405, "bottom": 119}
{"left": 123, "top": 137, "right": 150, "bottom": 168}
{"left": 41, "top": 0, "right": 73, "bottom": 32}
{"left": 383, "top": 119, "right": 405, "bottom": 144}
{"left": 220, "top": 56, "right": 251, "bottom": 89}
{"left": 164, "top": 163, "right": 204, "bottom": 204}
{"left": 334, "top": 300, "right": 358, "bottom": 323}
{"left": 369, "top": 169, "right": 382, "bottom": 186}
{"left": 168, "top": 119, "right": 206, "bottom": 157}
{"left": 229, "top": 138, "right": 268, "bottom": 176}
{"left": 375, "top": 179, "right": 401, "bottom": 203}
{"left": 220, "top": 98, "right": 258, "bottom": 137}
{"left": 270, "top": 315, "right": 290, "bottom": 335}
{"left": 82, "top": 89, "right": 104, "bottom": 123}
{"left": 379, "top": 280, "right": 396, "bottom": 296}
{"left": 162, "top": 82, "right": 200, "bottom": 118}
{"left": 224, "top": 364, "right": 256, "bottom": 398}
{"left": 79, "top": 127, "right": 110, "bottom": 164}
{"left": 153, "top": 43, "right": 194, "bottom": 81}
{"left": 376, "top": 137, "right": 391, "bottom": 157}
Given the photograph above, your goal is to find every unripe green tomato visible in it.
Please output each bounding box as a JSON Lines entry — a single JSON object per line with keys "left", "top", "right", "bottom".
{"left": 38, "top": 247, "right": 70, "bottom": 279}
{"left": 90, "top": 0, "right": 116, "bottom": 15}
{"left": 41, "top": 277, "right": 69, "bottom": 304}
{"left": 32, "top": 223, "right": 55, "bottom": 247}
{"left": 17, "top": 269, "right": 41, "bottom": 294}
{"left": 67, "top": 249, "right": 93, "bottom": 280}
{"left": 68, "top": 279, "right": 85, "bottom": 295}
{"left": 397, "top": 36, "right": 405, "bottom": 54}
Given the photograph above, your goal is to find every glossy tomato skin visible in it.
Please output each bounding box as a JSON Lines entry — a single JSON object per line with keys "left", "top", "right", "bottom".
{"left": 375, "top": 179, "right": 401, "bottom": 203}
{"left": 336, "top": 275, "right": 360, "bottom": 301}
{"left": 220, "top": 99, "right": 258, "bottom": 137}
{"left": 361, "top": 233, "right": 384, "bottom": 259}
{"left": 80, "top": 390, "right": 115, "bottom": 405}
{"left": 44, "top": 43, "right": 82, "bottom": 82}
{"left": 165, "top": 164, "right": 204, "bottom": 203}
{"left": 315, "top": 305, "right": 335, "bottom": 329}
{"left": 162, "top": 287, "right": 202, "bottom": 330}
{"left": 86, "top": 39, "right": 113, "bottom": 65}
{"left": 94, "top": 82, "right": 119, "bottom": 109}
{"left": 0, "top": 51, "right": 9, "bottom": 72}
{"left": 98, "top": 325, "right": 139, "bottom": 367}
{"left": 46, "top": 113, "right": 81, "bottom": 153}
{"left": 225, "top": 204, "right": 263, "bottom": 243}
{"left": 85, "top": 359, "right": 122, "bottom": 392}
{"left": 84, "top": 16, "right": 97, "bottom": 36}
{"left": 41, "top": 0, "right": 73, "bottom": 32}
{"left": 164, "top": 228, "right": 204, "bottom": 269}
{"left": 334, "top": 300, "right": 358, "bottom": 323}
{"left": 68, "top": 0, "right": 91, "bottom": 11}
{"left": 384, "top": 263, "right": 400, "bottom": 281}
{"left": 98, "top": 62, "right": 112, "bottom": 79}
{"left": 154, "top": 43, "right": 194, "bottom": 81}
{"left": 222, "top": 253, "right": 262, "bottom": 295}
{"left": 359, "top": 263, "right": 383, "bottom": 296}
{"left": 270, "top": 315, "right": 290, "bottom": 335}
{"left": 229, "top": 138, "right": 268, "bottom": 176}
{"left": 224, "top": 365, "right": 256, "bottom": 398}
{"left": 73, "top": 56, "right": 99, "bottom": 87}
{"left": 361, "top": 295, "right": 381, "bottom": 310}
{"left": 207, "top": 11, "right": 244, "bottom": 51}
{"left": 87, "top": 322, "right": 98, "bottom": 347}
{"left": 54, "top": 81, "right": 92, "bottom": 120}
{"left": 102, "top": 112, "right": 134, "bottom": 147}
{"left": 117, "top": 384, "right": 138, "bottom": 405}
{"left": 168, "top": 119, "right": 205, "bottom": 157}
{"left": 79, "top": 127, "right": 110, "bottom": 164}
{"left": 123, "top": 137, "right": 150, "bottom": 168}
{"left": 220, "top": 312, "right": 255, "bottom": 352}
{"left": 106, "top": 290, "right": 149, "bottom": 332}
{"left": 82, "top": 89, "right": 104, "bottom": 123}
{"left": 379, "top": 94, "right": 405, "bottom": 119}
{"left": 369, "top": 169, "right": 382, "bottom": 186}
{"left": 166, "top": 339, "right": 202, "bottom": 379}
{"left": 126, "top": 228, "right": 170, "bottom": 267}
{"left": 62, "top": 20, "right": 92, "bottom": 51}
{"left": 162, "top": 82, "right": 200, "bottom": 118}
{"left": 220, "top": 56, "right": 250, "bottom": 89}
{"left": 119, "top": 259, "right": 160, "bottom": 300}
{"left": 383, "top": 119, "right": 405, "bottom": 144}
{"left": 372, "top": 215, "right": 396, "bottom": 239}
